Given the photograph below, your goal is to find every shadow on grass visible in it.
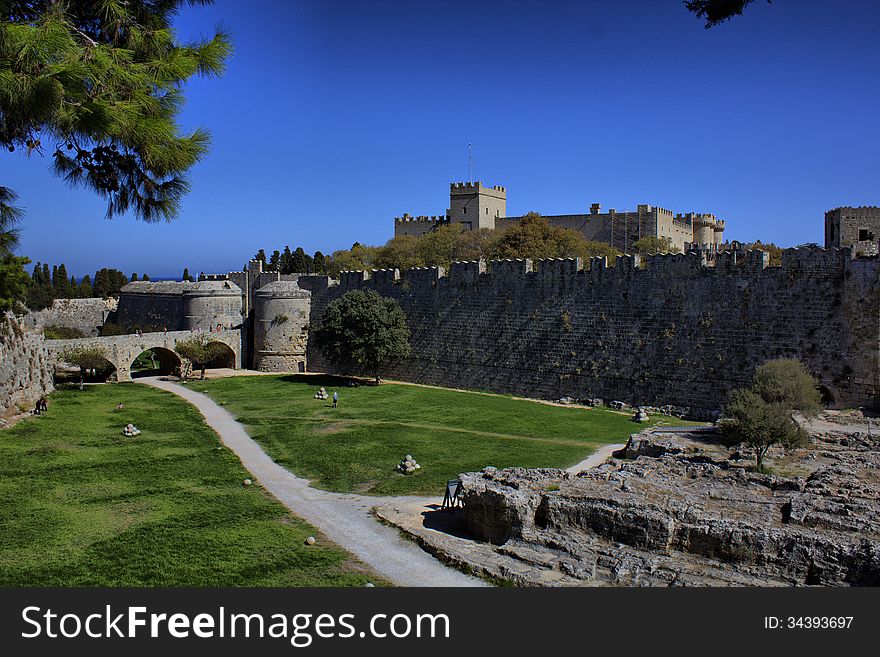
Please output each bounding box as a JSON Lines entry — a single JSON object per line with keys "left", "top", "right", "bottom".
{"left": 278, "top": 373, "right": 375, "bottom": 388}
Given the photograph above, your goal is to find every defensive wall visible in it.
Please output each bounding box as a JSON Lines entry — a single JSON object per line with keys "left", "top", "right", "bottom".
{"left": 1, "top": 313, "right": 53, "bottom": 416}
{"left": 306, "top": 247, "right": 880, "bottom": 417}
{"left": 111, "top": 280, "right": 242, "bottom": 332}
{"left": 46, "top": 329, "right": 242, "bottom": 382}
{"left": 24, "top": 298, "right": 116, "bottom": 337}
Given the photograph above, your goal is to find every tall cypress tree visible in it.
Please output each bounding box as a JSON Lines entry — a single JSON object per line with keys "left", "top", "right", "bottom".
{"left": 79, "top": 275, "right": 93, "bottom": 298}
{"left": 56, "top": 263, "right": 71, "bottom": 298}
{"left": 268, "top": 250, "right": 281, "bottom": 272}
{"left": 291, "top": 247, "right": 312, "bottom": 273}
{"left": 313, "top": 251, "right": 327, "bottom": 274}
{"left": 280, "top": 246, "right": 293, "bottom": 274}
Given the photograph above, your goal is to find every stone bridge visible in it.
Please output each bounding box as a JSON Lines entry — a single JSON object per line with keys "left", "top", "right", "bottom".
{"left": 46, "top": 330, "right": 242, "bottom": 382}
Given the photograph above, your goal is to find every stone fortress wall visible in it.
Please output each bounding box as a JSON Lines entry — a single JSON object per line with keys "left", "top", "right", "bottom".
{"left": 0, "top": 313, "right": 53, "bottom": 418}
{"left": 24, "top": 297, "right": 116, "bottom": 337}
{"left": 33, "top": 199, "right": 880, "bottom": 418}
{"left": 306, "top": 247, "right": 879, "bottom": 417}
{"left": 111, "top": 280, "right": 243, "bottom": 331}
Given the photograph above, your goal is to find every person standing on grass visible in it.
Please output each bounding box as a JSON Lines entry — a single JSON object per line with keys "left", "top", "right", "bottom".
{"left": 332, "top": 391, "right": 338, "bottom": 408}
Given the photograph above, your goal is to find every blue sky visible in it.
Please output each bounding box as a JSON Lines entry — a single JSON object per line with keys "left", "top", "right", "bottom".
{"left": 4, "top": 0, "right": 880, "bottom": 278}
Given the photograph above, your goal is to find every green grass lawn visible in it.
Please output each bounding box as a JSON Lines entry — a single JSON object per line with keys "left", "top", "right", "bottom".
{"left": 0, "top": 384, "right": 380, "bottom": 586}
{"left": 197, "top": 374, "right": 702, "bottom": 496}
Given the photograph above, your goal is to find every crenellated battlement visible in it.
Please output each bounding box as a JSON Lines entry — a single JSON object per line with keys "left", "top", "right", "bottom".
{"left": 449, "top": 260, "right": 487, "bottom": 285}
{"left": 311, "top": 243, "right": 879, "bottom": 416}
{"left": 394, "top": 213, "right": 449, "bottom": 224}
{"left": 450, "top": 181, "right": 506, "bottom": 196}
{"left": 331, "top": 247, "right": 867, "bottom": 297}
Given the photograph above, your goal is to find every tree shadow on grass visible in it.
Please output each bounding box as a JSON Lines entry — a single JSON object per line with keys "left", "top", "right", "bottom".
{"left": 279, "top": 373, "right": 374, "bottom": 388}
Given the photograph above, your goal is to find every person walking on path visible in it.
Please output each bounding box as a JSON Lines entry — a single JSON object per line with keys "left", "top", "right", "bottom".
{"left": 332, "top": 391, "right": 338, "bottom": 408}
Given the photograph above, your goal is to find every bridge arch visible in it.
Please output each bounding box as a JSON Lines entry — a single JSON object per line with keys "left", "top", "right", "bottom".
{"left": 54, "top": 352, "right": 118, "bottom": 383}
{"left": 129, "top": 346, "right": 182, "bottom": 378}
{"left": 46, "top": 329, "right": 242, "bottom": 382}
{"left": 204, "top": 340, "right": 236, "bottom": 369}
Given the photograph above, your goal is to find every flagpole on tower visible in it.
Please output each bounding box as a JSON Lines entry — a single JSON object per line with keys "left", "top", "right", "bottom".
{"left": 468, "top": 143, "right": 472, "bottom": 183}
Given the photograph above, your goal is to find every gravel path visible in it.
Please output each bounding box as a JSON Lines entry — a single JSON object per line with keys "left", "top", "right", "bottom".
{"left": 801, "top": 416, "right": 878, "bottom": 436}
{"left": 565, "top": 443, "right": 624, "bottom": 473}
{"left": 138, "top": 376, "right": 484, "bottom": 587}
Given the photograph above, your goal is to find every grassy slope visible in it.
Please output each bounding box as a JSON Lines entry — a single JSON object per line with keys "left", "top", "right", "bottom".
{"left": 197, "top": 375, "right": 700, "bottom": 496}
{"left": 0, "top": 384, "right": 379, "bottom": 586}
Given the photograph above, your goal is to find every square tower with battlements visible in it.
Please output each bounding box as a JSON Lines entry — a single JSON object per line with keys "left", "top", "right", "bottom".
{"left": 448, "top": 182, "right": 506, "bottom": 231}
{"left": 825, "top": 206, "right": 880, "bottom": 255}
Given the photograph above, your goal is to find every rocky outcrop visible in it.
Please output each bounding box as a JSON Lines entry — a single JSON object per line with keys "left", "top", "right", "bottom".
{"left": 458, "top": 428, "right": 880, "bottom": 586}
{"left": 0, "top": 313, "right": 53, "bottom": 418}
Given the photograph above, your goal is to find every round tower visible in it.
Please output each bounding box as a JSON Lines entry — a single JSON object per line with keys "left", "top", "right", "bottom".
{"left": 182, "top": 280, "right": 243, "bottom": 331}
{"left": 252, "top": 280, "right": 311, "bottom": 372}
{"left": 713, "top": 219, "right": 725, "bottom": 244}
{"left": 692, "top": 214, "right": 717, "bottom": 246}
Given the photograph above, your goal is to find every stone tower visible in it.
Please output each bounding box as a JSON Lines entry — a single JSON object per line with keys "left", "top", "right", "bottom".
{"left": 448, "top": 182, "right": 507, "bottom": 231}
{"left": 252, "top": 281, "right": 311, "bottom": 372}
{"left": 825, "top": 206, "right": 880, "bottom": 255}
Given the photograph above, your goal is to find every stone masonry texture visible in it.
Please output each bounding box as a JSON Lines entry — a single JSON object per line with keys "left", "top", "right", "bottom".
{"left": 307, "top": 247, "right": 880, "bottom": 417}
{"left": 0, "top": 313, "right": 53, "bottom": 416}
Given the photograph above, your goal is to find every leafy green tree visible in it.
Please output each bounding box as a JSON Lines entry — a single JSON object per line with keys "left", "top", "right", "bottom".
{"left": 374, "top": 234, "right": 425, "bottom": 271}
{"left": 174, "top": 335, "right": 229, "bottom": 380}
{"left": 312, "top": 250, "right": 327, "bottom": 274}
{"left": 1, "top": 1, "right": 232, "bottom": 222}
{"left": 328, "top": 243, "right": 380, "bottom": 276}
{"left": 142, "top": 273, "right": 150, "bottom": 281}
{"left": 686, "top": 1, "right": 768, "bottom": 28}
{"left": 0, "top": 254, "right": 29, "bottom": 311}
{"left": 751, "top": 358, "right": 822, "bottom": 415}
{"left": 59, "top": 344, "right": 110, "bottom": 389}
{"left": 182, "top": 268, "right": 193, "bottom": 282}
{"left": 420, "top": 223, "right": 469, "bottom": 267}
{"left": 130, "top": 273, "right": 139, "bottom": 282}
{"left": 26, "top": 260, "right": 52, "bottom": 309}
{"left": 268, "top": 250, "right": 280, "bottom": 272}
{"left": 291, "top": 247, "right": 313, "bottom": 273}
{"left": 720, "top": 359, "right": 820, "bottom": 470}
{"left": 52, "top": 263, "right": 71, "bottom": 297}
{"left": 0, "top": 186, "right": 23, "bottom": 256}
{"left": 315, "top": 289, "right": 411, "bottom": 384}
{"left": 279, "top": 245, "right": 293, "bottom": 273}
{"left": 92, "top": 268, "right": 127, "bottom": 297}
{"left": 78, "top": 273, "right": 92, "bottom": 297}
{"left": 488, "top": 213, "right": 621, "bottom": 262}
{"left": 721, "top": 389, "right": 808, "bottom": 471}
{"left": 632, "top": 236, "right": 682, "bottom": 256}
{"left": 454, "top": 227, "right": 497, "bottom": 262}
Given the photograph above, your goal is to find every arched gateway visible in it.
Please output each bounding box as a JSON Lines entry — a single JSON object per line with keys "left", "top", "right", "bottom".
{"left": 46, "top": 330, "right": 242, "bottom": 382}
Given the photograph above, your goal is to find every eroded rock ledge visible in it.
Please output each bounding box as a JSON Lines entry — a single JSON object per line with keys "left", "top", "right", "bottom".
{"left": 454, "top": 428, "right": 880, "bottom": 586}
